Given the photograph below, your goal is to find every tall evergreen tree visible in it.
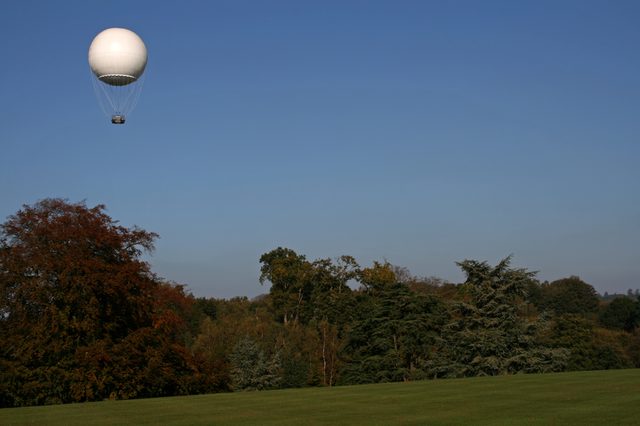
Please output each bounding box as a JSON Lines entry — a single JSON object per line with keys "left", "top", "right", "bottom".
{"left": 341, "top": 262, "right": 446, "bottom": 384}
{"left": 431, "top": 257, "right": 567, "bottom": 378}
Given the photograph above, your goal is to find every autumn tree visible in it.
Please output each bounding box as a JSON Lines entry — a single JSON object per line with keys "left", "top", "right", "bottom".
{"left": 0, "top": 199, "right": 208, "bottom": 406}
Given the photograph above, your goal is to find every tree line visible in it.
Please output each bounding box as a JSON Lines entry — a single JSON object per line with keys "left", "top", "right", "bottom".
{"left": 1, "top": 199, "right": 639, "bottom": 407}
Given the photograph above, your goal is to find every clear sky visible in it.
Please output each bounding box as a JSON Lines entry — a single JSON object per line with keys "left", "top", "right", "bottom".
{"left": 1, "top": 0, "right": 639, "bottom": 298}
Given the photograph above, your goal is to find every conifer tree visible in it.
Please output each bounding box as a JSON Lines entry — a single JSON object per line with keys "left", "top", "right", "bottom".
{"left": 431, "top": 257, "right": 567, "bottom": 377}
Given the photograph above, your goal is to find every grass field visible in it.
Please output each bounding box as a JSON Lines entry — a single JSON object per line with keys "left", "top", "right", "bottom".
{"left": 1, "top": 369, "right": 639, "bottom": 425}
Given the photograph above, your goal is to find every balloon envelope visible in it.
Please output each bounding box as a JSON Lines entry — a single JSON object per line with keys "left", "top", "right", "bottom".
{"left": 88, "top": 28, "right": 147, "bottom": 86}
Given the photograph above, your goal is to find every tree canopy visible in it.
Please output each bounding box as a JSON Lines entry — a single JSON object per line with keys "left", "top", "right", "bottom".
{"left": 537, "top": 276, "right": 600, "bottom": 315}
{"left": 430, "top": 257, "right": 567, "bottom": 377}
{"left": 0, "top": 199, "right": 212, "bottom": 406}
{"left": 1, "top": 200, "right": 639, "bottom": 407}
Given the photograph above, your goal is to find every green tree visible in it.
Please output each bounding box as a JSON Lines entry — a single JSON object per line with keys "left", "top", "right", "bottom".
{"left": 259, "top": 250, "right": 360, "bottom": 386}
{"left": 194, "top": 297, "right": 218, "bottom": 320}
{"left": 307, "top": 256, "right": 358, "bottom": 386}
{"left": 191, "top": 296, "right": 284, "bottom": 392}
{"left": 277, "top": 324, "right": 317, "bottom": 388}
{"left": 229, "top": 337, "right": 281, "bottom": 391}
{"left": 431, "top": 257, "right": 567, "bottom": 378}
{"left": 542, "top": 314, "right": 632, "bottom": 371}
{"left": 308, "top": 256, "right": 358, "bottom": 325}
{"left": 599, "top": 297, "right": 640, "bottom": 332}
{"left": 538, "top": 276, "right": 600, "bottom": 316}
{"left": 341, "top": 262, "right": 446, "bottom": 384}
{"left": 259, "top": 248, "right": 313, "bottom": 325}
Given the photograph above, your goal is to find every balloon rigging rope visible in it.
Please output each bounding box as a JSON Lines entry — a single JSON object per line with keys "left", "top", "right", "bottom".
{"left": 90, "top": 69, "right": 146, "bottom": 118}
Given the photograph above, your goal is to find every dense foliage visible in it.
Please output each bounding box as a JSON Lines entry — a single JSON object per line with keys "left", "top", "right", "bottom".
{"left": 1, "top": 200, "right": 639, "bottom": 407}
{"left": 0, "top": 200, "right": 219, "bottom": 406}
{"left": 430, "top": 258, "right": 568, "bottom": 377}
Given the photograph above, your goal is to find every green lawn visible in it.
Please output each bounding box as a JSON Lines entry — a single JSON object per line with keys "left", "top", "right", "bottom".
{"left": 1, "top": 369, "right": 639, "bottom": 425}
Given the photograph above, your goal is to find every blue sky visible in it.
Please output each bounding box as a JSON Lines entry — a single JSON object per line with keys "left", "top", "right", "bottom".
{"left": 1, "top": 0, "right": 639, "bottom": 298}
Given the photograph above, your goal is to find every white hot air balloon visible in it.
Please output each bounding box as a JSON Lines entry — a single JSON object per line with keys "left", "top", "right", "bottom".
{"left": 88, "top": 28, "right": 147, "bottom": 124}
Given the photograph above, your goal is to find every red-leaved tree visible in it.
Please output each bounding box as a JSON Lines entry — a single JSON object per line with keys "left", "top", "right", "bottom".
{"left": 0, "top": 199, "right": 213, "bottom": 406}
